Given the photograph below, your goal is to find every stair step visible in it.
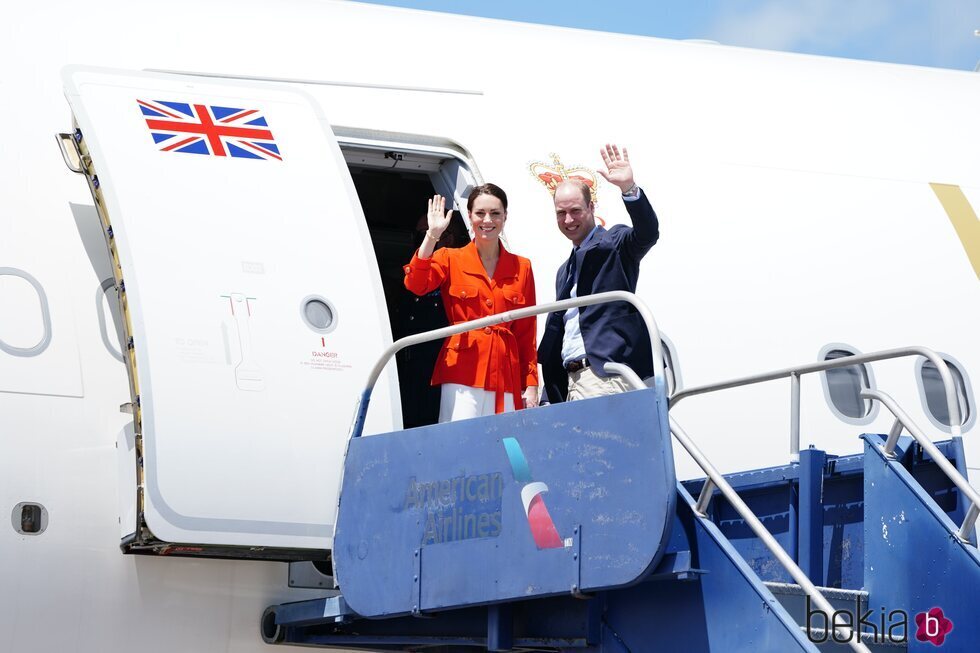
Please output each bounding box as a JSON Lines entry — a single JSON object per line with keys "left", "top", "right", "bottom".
{"left": 765, "top": 581, "right": 868, "bottom": 612}
{"left": 802, "top": 627, "right": 907, "bottom": 651}
{"left": 765, "top": 583, "right": 907, "bottom": 651}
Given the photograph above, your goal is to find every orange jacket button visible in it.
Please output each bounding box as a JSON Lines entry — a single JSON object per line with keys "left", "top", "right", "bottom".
{"left": 484, "top": 327, "right": 492, "bottom": 334}
{"left": 485, "top": 298, "right": 492, "bottom": 307}
{"left": 403, "top": 265, "right": 411, "bottom": 274}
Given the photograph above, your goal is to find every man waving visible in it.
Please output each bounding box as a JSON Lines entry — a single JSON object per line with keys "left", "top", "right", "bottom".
{"left": 538, "top": 144, "right": 660, "bottom": 403}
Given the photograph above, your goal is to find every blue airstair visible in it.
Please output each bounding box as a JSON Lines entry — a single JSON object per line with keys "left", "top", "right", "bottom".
{"left": 261, "top": 296, "right": 978, "bottom": 652}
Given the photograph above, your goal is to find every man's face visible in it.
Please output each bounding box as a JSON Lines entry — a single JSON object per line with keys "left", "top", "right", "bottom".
{"left": 554, "top": 183, "right": 595, "bottom": 246}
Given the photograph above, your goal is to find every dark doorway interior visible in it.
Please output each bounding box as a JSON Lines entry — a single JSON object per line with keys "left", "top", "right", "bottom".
{"left": 347, "top": 166, "right": 468, "bottom": 428}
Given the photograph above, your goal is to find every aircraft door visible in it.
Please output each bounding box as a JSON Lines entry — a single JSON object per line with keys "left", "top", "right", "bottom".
{"left": 62, "top": 66, "right": 398, "bottom": 553}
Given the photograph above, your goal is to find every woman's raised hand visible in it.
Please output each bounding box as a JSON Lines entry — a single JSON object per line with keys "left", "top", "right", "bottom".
{"left": 426, "top": 194, "right": 453, "bottom": 238}
{"left": 417, "top": 194, "right": 453, "bottom": 260}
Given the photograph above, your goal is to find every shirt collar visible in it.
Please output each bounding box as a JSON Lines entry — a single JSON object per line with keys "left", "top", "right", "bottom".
{"left": 577, "top": 225, "right": 601, "bottom": 250}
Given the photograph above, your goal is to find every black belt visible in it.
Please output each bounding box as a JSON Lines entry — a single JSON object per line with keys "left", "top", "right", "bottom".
{"left": 564, "top": 358, "right": 590, "bottom": 373}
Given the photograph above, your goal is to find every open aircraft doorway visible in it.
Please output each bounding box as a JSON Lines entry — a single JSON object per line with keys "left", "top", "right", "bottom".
{"left": 340, "top": 138, "right": 479, "bottom": 429}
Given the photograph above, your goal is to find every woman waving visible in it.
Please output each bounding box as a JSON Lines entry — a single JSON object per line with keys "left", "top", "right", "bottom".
{"left": 403, "top": 184, "right": 538, "bottom": 422}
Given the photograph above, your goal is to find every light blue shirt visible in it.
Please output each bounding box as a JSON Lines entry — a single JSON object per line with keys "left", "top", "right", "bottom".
{"left": 560, "top": 226, "right": 599, "bottom": 366}
{"left": 561, "top": 189, "right": 643, "bottom": 366}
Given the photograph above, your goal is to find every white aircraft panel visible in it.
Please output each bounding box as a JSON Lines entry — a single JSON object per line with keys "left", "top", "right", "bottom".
{"left": 62, "top": 66, "right": 398, "bottom": 549}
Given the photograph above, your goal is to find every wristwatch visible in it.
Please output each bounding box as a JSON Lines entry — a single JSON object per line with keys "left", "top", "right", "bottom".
{"left": 622, "top": 183, "right": 640, "bottom": 199}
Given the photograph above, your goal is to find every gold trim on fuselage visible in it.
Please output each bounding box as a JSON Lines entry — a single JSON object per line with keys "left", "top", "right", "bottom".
{"left": 930, "top": 183, "right": 980, "bottom": 279}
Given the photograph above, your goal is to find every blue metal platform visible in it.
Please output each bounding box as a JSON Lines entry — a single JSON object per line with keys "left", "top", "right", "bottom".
{"left": 333, "top": 384, "right": 676, "bottom": 617}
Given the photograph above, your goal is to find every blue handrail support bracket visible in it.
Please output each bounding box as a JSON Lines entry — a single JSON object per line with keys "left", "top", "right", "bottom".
{"left": 334, "top": 383, "right": 676, "bottom": 618}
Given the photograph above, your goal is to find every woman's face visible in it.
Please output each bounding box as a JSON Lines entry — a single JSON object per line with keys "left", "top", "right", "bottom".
{"left": 468, "top": 193, "right": 507, "bottom": 244}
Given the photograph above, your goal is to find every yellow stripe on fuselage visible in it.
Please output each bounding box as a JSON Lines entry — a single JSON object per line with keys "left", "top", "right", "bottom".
{"left": 930, "top": 183, "right": 980, "bottom": 279}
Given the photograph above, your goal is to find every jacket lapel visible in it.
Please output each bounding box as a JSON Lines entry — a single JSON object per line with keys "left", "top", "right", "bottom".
{"left": 458, "top": 241, "right": 488, "bottom": 283}
{"left": 458, "top": 240, "right": 518, "bottom": 286}
{"left": 578, "top": 225, "right": 606, "bottom": 258}
{"left": 557, "top": 253, "right": 576, "bottom": 299}
{"left": 558, "top": 226, "right": 606, "bottom": 299}
{"left": 573, "top": 225, "right": 605, "bottom": 290}
{"left": 493, "top": 242, "right": 519, "bottom": 282}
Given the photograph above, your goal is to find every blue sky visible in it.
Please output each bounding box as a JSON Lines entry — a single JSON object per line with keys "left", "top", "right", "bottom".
{"left": 355, "top": 1, "right": 980, "bottom": 71}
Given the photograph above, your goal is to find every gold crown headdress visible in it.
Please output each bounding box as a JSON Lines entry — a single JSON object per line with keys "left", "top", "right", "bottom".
{"left": 529, "top": 153, "right": 599, "bottom": 204}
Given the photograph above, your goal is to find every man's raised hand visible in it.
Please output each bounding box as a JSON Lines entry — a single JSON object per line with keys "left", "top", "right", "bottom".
{"left": 597, "top": 143, "right": 635, "bottom": 194}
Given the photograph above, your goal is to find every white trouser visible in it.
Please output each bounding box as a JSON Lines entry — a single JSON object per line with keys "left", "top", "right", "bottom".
{"left": 439, "top": 383, "right": 515, "bottom": 423}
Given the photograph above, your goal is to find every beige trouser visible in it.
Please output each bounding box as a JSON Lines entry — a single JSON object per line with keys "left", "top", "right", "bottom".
{"left": 566, "top": 366, "right": 631, "bottom": 401}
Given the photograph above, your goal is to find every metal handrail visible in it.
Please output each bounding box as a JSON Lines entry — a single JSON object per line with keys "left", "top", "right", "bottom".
{"left": 670, "top": 346, "right": 963, "bottom": 459}
{"left": 863, "top": 389, "right": 980, "bottom": 542}
{"left": 348, "top": 291, "right": 664, "bottom": 439}
{"left": 605, "top": 362, "right": 870, "bottom": 653}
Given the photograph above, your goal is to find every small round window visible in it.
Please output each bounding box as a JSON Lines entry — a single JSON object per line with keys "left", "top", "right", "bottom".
{"left": 301, "top": 296, "right": 337, "bottom": 334}
{"left": 819, "top": 344, "right": 876, "bottom": 424}
{"left": 916, "top": 355, "right": 975, "bottom": 432}
{"left": 11, "top": 502, "right": 48, "bottom": 535}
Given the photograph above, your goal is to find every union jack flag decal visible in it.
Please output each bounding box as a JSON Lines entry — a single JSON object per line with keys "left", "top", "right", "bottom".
{"left": 137, "top": 99, "right": 282, "bottom": 161}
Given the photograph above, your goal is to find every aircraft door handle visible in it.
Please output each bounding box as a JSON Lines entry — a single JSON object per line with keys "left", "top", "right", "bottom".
{"left": 229, "top": 293, "right": 265, "bottom": 392}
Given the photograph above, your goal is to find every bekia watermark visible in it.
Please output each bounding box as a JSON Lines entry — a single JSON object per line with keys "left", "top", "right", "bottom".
{"left": 806, "top": 597, "right": 954, "bottom": 647}
{"left": 915, "top": 607, "right": 954, "bottom": 647}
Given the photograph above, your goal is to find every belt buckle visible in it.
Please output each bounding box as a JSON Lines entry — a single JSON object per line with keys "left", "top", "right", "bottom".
{"left": 566, "top": 358, "right": 589, "bottom": 373}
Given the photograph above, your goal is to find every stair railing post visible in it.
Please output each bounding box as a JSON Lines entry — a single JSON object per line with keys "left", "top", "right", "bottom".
{"left": 958, "top": 503, "right": 980, "bottom": 543}
{"left": 694, "top": 479, "right": 716, "bottom": 517}
{"left": 790, "top": 372, "right": 801, "bottom": 463}
{"left": 883, "top": 418, "right": 904, "bottom": 458}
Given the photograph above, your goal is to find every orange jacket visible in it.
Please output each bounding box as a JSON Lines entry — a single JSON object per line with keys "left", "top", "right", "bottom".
{"left": 403, "top": 241, "right": 537, "bottom": 412}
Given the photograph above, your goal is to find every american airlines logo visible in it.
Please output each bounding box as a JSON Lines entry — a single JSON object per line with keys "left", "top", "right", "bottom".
{"left": 404, "top": 472, "right": 503, "bottom": 546}
{"left": 502, "top": 437, "right": 564, "bottom": 549}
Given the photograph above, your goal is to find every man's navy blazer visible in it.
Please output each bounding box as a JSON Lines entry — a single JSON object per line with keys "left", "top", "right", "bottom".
{"left": 537, "top": 191, "right": 659, "bottom": 403}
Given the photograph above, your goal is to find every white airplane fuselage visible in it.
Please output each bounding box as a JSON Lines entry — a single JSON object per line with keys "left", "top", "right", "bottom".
{"left": 1, "top": 1, "right": 978, "bottom": 651}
